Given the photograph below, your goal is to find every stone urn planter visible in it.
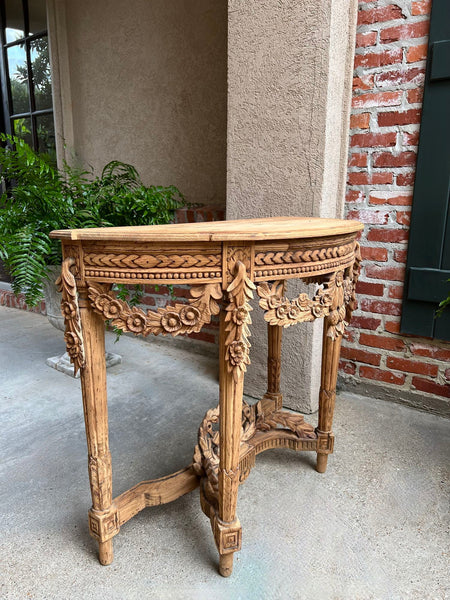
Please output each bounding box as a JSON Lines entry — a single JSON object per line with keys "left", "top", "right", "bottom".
{"left": 42, "top": 265, "right": 65, "bottom": 332}
{"left": 42, "top": 265, "right": 121, "bottom": 378}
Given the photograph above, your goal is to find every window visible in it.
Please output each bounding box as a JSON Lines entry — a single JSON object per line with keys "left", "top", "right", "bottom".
{"left": 0, "top": 0, "right": 55, "bottom": 160}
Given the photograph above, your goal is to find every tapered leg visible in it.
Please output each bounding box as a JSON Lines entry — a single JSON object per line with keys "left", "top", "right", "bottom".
{"left": 263, "top": 281, "right": 285, "bottom": 412}
{"left": 78, "top": 294, "right": 117, "bottom": 565}
{"left": 217, "top": 311, "right": 243, "bottom": 577}
{"left": 267, "top": 323, "right": 283, "bottom": 410}
{"left": 316, "top": 316, "right": 342, "bottom": 473}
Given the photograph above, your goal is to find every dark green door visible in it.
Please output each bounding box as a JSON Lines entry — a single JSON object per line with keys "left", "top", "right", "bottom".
{"left": 401, "top": 0, "right": 450, "bottom": 341}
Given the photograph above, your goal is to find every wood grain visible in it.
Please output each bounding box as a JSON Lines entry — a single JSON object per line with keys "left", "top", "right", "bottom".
{"left": 78, "top": 292, "right": 115, "bottom": 565}
{"left": 115, "top": 466, "right": 199, "bottom": 525}
{"left": 50, "top": 216, "right": 363, "bottom": 242}
{"left": 55, "top": 217, "right": 362, "bottom": 575}
{"left": 217, "top": 252, "right": 247, "bottom": 575}
{"left": 316, "top": 316, "right": 342, "bottom": 474}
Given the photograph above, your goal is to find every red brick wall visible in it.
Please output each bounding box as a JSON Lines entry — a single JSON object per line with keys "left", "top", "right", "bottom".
{"left": 343, "top": 0, "right": 450, "bottom": 409}
{"left": 0, "top": 289, "right": 46, "bottom": 315}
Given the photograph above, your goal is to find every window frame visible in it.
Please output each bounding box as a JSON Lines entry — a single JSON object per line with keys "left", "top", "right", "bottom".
{"left": 0, "top": 0, "right": 54, "bottom": 151}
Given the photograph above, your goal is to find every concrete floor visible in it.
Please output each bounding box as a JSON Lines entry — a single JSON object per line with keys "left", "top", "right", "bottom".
{"left": 0, "top": 306, "right": 449, "bottom": 600}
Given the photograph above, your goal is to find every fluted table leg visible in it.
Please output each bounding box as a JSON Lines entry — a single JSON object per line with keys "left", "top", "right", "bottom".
{"left": 316, "top": 316, "right": 342, "bottom": 474}
{"left": 79, "top": 294, "right": 118, "bottom": 565}
{"left": 267, "top": 322, "right": 283, "bottom": 410}
{"left": 217, "top": 311, "right": 243, "bottom": 577}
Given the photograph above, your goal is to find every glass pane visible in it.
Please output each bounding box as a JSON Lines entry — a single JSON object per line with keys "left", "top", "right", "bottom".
{"left": 12, "top": 117, "right": 32, "bottom": 146}
{"left": 28, "top": 0, "right": 47, "bottom": 35}
{"left": 5, "top": 0, "right": 25, "bottom": 43}
{"left": 30, "top": 37, "right": 52, "bottom": 110}
{"left": 36, "top": 113, "right": 56, "bottom": 160}
{"left": 7, "top": 44, "right": 30, "bottom": 114}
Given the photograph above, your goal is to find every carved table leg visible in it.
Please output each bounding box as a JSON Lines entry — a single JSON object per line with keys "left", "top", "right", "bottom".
{"left": 316, "top": 315, "right": 341, "bottom": 474}
{"left": 266, "top": 323, "right": 283, "bottom": 410}
{"left": 214, "top": 256, "right": 254, "bottom": 577}
{"left": 217, "top": 310, "right": 243, "bottom": 577}
{"left": 78, "top": 293, "right": 117, "bottom": 565}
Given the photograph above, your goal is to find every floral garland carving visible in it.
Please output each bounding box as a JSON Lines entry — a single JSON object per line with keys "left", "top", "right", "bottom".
{"left": 192, "top": 401, "right": 316, "bottom": 498}
{"left": 257, "top": 268, "right": 355, "bottom": 340}
{"left": 224, "top": 260, "right": 256, "bottom": 382}
{"left": 56, "top": 257, "right": 85, "bottom": 375}
{"left": 87, "top": 282, "right": 222, "bottom": 337}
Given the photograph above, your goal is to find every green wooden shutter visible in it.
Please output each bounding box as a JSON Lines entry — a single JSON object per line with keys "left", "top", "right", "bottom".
{"left": 401, "top": 0, "right": 450, "bottom": 341}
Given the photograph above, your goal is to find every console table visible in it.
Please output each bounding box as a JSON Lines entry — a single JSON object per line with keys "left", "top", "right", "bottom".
{"left": 50, "top": 216, "right": 362, "bottom": 576}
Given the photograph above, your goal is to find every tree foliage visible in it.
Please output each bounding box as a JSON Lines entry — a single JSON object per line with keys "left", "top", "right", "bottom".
{"left": 14, "top": 37, "right": 52, "bottom": 110}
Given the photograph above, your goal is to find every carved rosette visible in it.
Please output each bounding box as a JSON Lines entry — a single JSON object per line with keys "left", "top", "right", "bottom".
{"left": 193, "top": 400, "right": 316, "bottom": 500}
{"left": 87, "top": 282, "right": 222, "bottom": 337}
{"left": 224, "top": 260, "right": 256, "bottom": 382}
{"left": 257, "top": 266, "right": 356, "bottom": 340}
{"left": 56, "top": 257, "right": 85, "bottom": 375}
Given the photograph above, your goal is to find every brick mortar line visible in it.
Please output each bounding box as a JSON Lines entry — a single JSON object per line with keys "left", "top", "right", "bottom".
{"left": 339, "top": 372, "right": 447, "bottom": 399}
{"left": 342, "top": 337, "right": 450, "bottom": 363}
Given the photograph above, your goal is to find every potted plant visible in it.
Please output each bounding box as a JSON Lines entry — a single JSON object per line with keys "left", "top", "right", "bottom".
{"left": 0, "top": 133, "right": 185, "bottom": 373}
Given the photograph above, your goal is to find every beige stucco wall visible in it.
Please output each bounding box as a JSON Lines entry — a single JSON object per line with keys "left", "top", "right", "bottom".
{"left": 48, "top": 0, "right": 227, "bottom": 208}
{"left": 227, "top": 0, "right": 358, "bottom": 412}
{"left": 47, "top": 0, "right": 358, "bottom": 414}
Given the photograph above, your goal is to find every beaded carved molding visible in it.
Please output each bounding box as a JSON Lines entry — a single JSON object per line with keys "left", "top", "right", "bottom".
{"left": 56, "top": 257, "right": 85, "bottom": 375}
{"left": 253, "top": 241, "right": 355, "bottom": 280}
{"left": 81, "top": 240, "right": 355, "bottom": 284}
{"left": 83, "top": 250, "right": 222, "bottom": 282}
{"left": 87, "top": 282, "right": 222, "bottom": 337}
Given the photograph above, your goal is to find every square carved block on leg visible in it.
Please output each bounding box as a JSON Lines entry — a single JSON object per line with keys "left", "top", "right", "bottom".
{"left": 213, "top": 516, "right": 242, "bottom": 554}
{"left": 316, "top": 430, "right": 335, "bottom": 473}
{"left": 213, "top": 515, "right": 242, "bottom": 577}
{"left": 88, "top": 505, "right": 120, "bottom": 543}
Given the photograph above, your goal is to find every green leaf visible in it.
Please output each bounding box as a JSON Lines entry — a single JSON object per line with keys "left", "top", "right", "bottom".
{"left": 0, "top": 135, "right": 186, "bottom": 308}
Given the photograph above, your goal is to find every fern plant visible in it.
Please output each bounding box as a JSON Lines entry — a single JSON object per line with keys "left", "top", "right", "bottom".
{"left": 0, "top": 134, "right": 184, "bottom": 306}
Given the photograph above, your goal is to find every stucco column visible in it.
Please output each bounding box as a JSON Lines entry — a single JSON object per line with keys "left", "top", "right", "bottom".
{"left": 227, "top": 0, "right": 358, "bottom": 412}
